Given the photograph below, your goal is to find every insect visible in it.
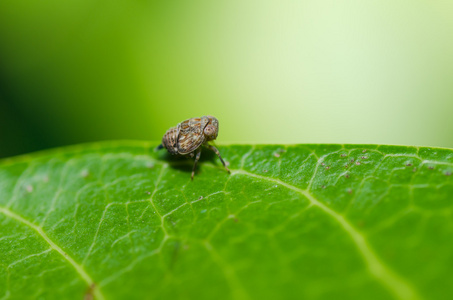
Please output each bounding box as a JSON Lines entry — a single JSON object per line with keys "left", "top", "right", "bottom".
{"left": 156, "top": 116, "right": 230, "bottom": 180}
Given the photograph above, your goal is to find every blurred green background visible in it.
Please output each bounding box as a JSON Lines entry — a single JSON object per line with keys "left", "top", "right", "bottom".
{"left": 1, "top": 0, "right": 453, "bottom": 158}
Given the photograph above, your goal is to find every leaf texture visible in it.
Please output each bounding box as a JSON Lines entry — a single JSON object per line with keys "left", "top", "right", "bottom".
{"left": 0, "top": 142, "right": 452, "bottom": 300}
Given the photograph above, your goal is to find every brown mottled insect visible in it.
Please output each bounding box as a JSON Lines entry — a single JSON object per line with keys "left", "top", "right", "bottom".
{"left": 156, "top": 116, "right": 230, "bottom": 180}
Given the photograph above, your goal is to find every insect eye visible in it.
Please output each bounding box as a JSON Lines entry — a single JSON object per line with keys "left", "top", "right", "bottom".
{"left": 204, "top": 125, "right": 216, "bottom": 137}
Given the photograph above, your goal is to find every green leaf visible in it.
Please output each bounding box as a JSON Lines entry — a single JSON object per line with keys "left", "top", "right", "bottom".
{"left": 0, "top": 141, "right": 452, "bottom": 300}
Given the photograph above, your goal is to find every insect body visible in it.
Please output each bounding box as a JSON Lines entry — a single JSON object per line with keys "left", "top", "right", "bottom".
{"left": 157, "top": 116, "right": 230, "bottom": 180}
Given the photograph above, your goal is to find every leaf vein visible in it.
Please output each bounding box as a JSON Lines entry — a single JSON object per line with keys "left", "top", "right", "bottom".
{"left": 231, "top": 169, "right": 421, "bottom": 300}
{"left": 0, "top": 206, "right": 105, "bottom": 300}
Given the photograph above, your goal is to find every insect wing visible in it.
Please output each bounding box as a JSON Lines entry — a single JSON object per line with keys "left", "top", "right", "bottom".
{"left": 162, "top": 126, "right": 180, "bottom": 155}
{"left": 177, "top": 117, "right": 208, "bottom": 154}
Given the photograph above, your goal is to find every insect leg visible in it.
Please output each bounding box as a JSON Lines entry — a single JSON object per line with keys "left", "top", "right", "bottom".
{"left": 207, "top": 145, "right": 230, "bottom": 174}
{"left": 191, "top": 150, "right": 202, "bottom": 180}
{"left": 155, "top": 144, "right": 164, "bottom": 151}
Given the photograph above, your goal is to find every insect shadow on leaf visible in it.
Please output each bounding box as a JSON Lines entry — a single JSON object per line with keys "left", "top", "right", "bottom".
{"left": 155, "top": 116, "right": 230, "bottom": 180}
{"left": 157, "top": 147, "right": 217, "bottom": 174}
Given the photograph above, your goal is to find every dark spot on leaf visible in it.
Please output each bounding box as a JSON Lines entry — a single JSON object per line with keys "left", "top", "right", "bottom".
{"left": 345, "top": 174, "right": 350, "bottom": 178}
{"left": 428, "top": 166, "right": 434, "bottom": 170}
{"left": 321, "top": 162, "right": 325, "bottom": 166}
{"left": 361, "top": 156, "right": 367, "bottom": 160}
{"left": 322, "top": 185, "right": 326, "bottom": 189}
{"left": 325, "top": 166, "right": 331, "bottom": 170}
{"left": 445, "top": 171, "right": 452, "bottom": 176}
{"left": 274, "top": 153, "right": 280, "bottom": 158}
{"left": 347, "top": 188, "right": 353, "bottom": 194}
{"left": 344, "top": 165, "right": 348, "bottom": 168}
{"left": 355, "top": 161, "right": 361, "bottom": 165}
{"left": 341, "top": 154, "right": 347, "bottom": 157}
{"left": 263, "top": 169, "right": 268, "bottom": 173}
{"left": 362, "top": 149, "right": 367, "bottom": 153}
{"left": 198, "top": 196, "right": 204, "bottom": 200}
{"left": 84, "top": 283, "right": 96, "bottom": 300}
{"left": 406, "top": 163, "right": 412, "bottom": 166}
{"left": 350, "top": 158, "right": 355, "bottom": 162}
{"left": 146, "top": 191, "right": 151, "bottom": 195}
{"left": 169, "top": 242, "right": 182, "bottom": 270}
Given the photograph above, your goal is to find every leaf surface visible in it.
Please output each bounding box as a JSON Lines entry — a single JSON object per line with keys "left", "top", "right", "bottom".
{"left": 0, "top": 142, "right": 452, "bottom": 300}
